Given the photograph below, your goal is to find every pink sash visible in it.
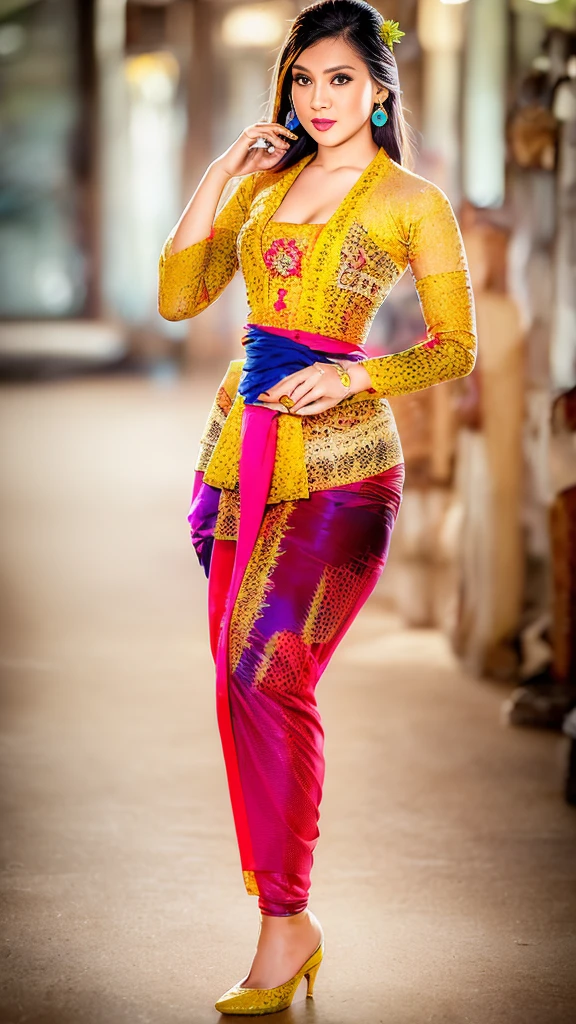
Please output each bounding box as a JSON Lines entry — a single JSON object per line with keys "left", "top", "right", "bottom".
{"left": 207, "top": 326, "right": 366, "bottom": 874}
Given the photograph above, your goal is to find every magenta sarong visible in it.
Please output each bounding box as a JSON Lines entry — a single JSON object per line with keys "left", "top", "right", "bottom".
{"left": 188, "top": 325, "right": 405, "bottom": 915}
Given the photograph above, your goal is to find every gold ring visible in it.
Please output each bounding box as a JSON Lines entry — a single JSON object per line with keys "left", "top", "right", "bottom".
{"left": 279, "top": 395, "right": 295, "bottom": 409}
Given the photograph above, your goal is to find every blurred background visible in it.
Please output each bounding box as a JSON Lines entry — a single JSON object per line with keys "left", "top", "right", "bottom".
{"left": 1, "top": 2, "right": 576, "bottom": 1021}
{"left": 2, "top": 0, "right": 575, "bottom": 724}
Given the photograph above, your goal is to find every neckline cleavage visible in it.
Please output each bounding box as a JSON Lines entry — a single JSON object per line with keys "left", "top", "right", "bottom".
{"left": 267, "top": 146, "right": 384, "bottom": 231}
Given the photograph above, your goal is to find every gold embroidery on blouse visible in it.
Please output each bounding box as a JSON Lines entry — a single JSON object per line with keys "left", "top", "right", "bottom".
{"left": 259, "top": 220, "right": 323, "bottom": 316}
{"left": 198, "top": 368, "right": 404, "bottom": 505}
{"left": 158, "top": 146, "right": 478, "bottom": 501}
{"left": 336, "top": 220, "right": 400, "bottom": 302}
{"left": 301, "top": 398, "right": 404, "bottom": 492}
{"left": 195, "top": 360, "right": 244, "bottom": 475}
{"left": 214, "top": 486, "right": 240, "bottom": 542}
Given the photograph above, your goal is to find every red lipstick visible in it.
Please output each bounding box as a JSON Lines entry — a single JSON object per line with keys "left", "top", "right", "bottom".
{"left": 311, "top": 118, "right": 336, "bottom": 131}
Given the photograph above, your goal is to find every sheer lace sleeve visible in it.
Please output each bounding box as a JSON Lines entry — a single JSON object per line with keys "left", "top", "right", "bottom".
{"left": 158, "top": 172, "right": 257, "bottom": 321}
{"left": 361, "top": 182, "right": 477, "bottom": 397}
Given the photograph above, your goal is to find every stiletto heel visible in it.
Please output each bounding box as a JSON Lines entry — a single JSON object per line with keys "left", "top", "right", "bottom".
{"left": 215, "top": 935, "right": 324, "bottom": 1015}
{"left": 305, "top": 959, "right": 321, "bottom": 997}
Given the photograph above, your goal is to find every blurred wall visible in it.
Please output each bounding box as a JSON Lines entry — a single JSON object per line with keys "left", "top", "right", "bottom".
{"left": 0, "top": 0, "right": 95, "bottom": 318}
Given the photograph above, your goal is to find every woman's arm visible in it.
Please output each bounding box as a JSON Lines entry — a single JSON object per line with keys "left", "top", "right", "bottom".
{"left": 158, "top": 121, "right": 297, "bottom": 321}
{"left": 158, "top": 168, "right": 257, "bottom": 322}
{"left": 344, "top": 182, "right": 477, "bottom": 398}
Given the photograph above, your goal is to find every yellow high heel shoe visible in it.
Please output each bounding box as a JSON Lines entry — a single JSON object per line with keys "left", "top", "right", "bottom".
{"left": 214, "top": 936, "right": 324, "bottom": 1016}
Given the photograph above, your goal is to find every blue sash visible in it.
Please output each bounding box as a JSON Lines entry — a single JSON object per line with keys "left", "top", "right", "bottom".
{"left": 238, "top": 324, "right": 362, "bottom": 406}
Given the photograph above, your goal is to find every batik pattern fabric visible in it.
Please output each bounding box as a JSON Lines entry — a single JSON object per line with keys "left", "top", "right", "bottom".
{"left": 191, "top": 448, "right": 404, "bottom": 915}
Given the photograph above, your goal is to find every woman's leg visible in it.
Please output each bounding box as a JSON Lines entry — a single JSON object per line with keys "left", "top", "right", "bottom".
{"left": 196, "top": 463, "right": 404, "bottom": 988}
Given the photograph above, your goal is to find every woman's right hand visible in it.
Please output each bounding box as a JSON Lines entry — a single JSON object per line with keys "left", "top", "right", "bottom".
{"left": 213, "top": 122, "right": 299, "bottom": 179}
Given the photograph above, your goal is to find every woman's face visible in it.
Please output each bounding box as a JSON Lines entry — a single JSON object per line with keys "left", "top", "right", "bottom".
{"left": 290, "top": 35, "right": 388, "bottom": 147}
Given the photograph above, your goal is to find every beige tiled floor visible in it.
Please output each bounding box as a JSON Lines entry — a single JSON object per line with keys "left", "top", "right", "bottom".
{"left": 1, "top": 375, "right": 575, "bottom": 1024}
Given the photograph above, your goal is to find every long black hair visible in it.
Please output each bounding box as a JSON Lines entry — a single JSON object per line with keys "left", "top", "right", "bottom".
{"left": 264, "top": 0, "right": 414, "bottom": 172}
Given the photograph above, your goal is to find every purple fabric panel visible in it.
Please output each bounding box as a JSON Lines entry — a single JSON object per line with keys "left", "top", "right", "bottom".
{"left": 187, "top": 469, "right": 221, "bottom": 578}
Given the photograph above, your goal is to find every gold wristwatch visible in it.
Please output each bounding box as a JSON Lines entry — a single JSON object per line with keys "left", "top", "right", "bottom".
{"left": 332, "top": 361, "right": 352, "bottom": 393}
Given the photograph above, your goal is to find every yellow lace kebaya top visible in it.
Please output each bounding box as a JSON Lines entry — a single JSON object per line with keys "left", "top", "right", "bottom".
{"left": 158, "top": 146, "right": 477, "bottom": 504}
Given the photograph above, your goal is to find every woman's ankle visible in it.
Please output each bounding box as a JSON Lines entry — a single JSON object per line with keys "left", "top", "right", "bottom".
{"left": 258, "top": 908, "right": 321, "bottom": 938}
{"left": 260, "top": 908, "right": 309, "bottom": 924}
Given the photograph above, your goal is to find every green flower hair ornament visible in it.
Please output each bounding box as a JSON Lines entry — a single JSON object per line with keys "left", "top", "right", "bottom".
{"left": 379, "top": 19, "right": 405, "bottom": 52}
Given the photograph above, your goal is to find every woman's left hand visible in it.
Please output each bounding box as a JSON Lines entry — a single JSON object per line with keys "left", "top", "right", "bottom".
{"left": 257, "top": 360, "right": 369, "bottom": 416}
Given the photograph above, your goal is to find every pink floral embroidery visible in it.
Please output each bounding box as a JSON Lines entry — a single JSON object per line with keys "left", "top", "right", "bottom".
{"left": 274, "top": 288, "right": 288, "bottom": 311}
{"left": 424, "top": 335, "right": 442, "bottom": 349}
{"left": 263, "top": 237, "right": 304, "bottom": 278}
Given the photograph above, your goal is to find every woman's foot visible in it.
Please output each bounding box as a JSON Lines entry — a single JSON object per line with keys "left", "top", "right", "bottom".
{"left": 240, "top": 908, "right": 323, "bottom": 991}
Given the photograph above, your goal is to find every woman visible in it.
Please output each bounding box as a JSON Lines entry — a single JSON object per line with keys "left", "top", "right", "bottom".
{"left": 158, "top": 0, "right": 477, "bottom": 1015}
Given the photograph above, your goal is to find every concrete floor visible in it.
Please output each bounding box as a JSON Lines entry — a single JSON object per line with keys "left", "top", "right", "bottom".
{"left": 0, "top": 374, "right": 575, "bottom": 1024}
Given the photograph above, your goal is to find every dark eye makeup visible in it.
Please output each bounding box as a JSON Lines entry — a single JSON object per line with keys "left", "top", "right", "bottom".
{"left": 292, "top": 73, "right": 352, "bottom": 86}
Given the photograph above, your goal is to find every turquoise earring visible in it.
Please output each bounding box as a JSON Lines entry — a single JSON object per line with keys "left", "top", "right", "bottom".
{"left": 371, "top": 99, "right": 388, "bottom": 127}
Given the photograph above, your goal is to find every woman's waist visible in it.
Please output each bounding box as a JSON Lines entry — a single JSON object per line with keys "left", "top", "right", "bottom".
{"left": 242, "top": 294, "right": 372, "bottom": 346}
{"left": 242, "top": 322, "right": 366, "bottom": 356}
{"left": 217, "top": 356, "right": 390, "bottom": 414}
{"left": 198, "top": 360, "right": 402, "bottom": 503}
{"left": 238, "top": 323, "right": 367, "bottom": 405}
{"left": 199, "top": 391, "right": 403, "bottom": 503}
